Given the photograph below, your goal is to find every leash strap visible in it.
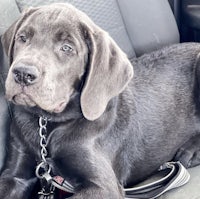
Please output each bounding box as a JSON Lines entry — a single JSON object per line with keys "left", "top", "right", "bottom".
{"left": 124, "top": 162, "right": 190, "bottom": 199}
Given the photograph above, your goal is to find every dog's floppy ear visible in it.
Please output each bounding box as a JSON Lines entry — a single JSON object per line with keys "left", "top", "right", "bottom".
{"left": 80, "top": 22, "right": 134, "bottom": 121}
{"left": 1, "top": 7, "right": 38, "bottom": 65}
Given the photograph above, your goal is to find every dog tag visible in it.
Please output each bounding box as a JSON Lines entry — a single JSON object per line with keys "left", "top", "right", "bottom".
{"left": 42, "top": 172, "right": 75, "bottom": 193}
{"left": 51, "top": 176, "right": 75, "bottom": 193}
{"left": 38, "top": 172, "right": 75, "bottom": 198}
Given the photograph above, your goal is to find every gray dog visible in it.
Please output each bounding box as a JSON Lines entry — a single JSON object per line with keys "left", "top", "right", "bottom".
{"left": 1, "top": 3, "right": 200, "bottom": 199}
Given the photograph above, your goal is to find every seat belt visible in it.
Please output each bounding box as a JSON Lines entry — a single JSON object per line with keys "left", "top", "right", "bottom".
{"left": 124, "top": 162, "right": 190, "bottom": 199}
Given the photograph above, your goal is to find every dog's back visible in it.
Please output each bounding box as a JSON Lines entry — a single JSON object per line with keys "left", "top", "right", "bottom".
{"left": 119, "top": 42, "right": 200, "bottom": 184}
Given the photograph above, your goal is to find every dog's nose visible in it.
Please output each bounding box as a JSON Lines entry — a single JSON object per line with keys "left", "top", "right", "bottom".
{"left": 12, "top": 65, "right": 39, "bottom": 86}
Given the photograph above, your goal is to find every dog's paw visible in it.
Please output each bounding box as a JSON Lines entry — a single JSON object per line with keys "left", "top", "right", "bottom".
{"left": 174, "top": 135, "right": 200, "bottom": 168}
{"left": 174, "top": 147, "right": 200, "bottom": 168}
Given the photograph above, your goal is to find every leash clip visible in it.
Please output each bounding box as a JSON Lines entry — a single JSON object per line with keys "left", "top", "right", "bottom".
{"left": 35, "top": 162, "right": 51, "bottom": 180}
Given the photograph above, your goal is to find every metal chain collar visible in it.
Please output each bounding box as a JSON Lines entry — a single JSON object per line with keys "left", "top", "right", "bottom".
{"left": 35, "top": 116, "right": 75, "bottom": 195}
{"left": 35, "top": 116, "right": 76, "bottom": 196}
{"left": 35, "top": 116, "right": 51, "bottom": 179}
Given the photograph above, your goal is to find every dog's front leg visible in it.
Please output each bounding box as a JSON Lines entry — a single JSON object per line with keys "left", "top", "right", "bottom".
{"left": 71, "top": 184, "right": 124, "bottom": 199}
{"left": 69, "top": 155, "right": 124, "bottom": 199}
{"left": 0, "top": 176, "right": 37, "bottom": 199}
{"left": 0, "top": 134, "right": 38, "bottom": 198}
{"left": 174, "top": 133, "right": 200, "bottom": 168}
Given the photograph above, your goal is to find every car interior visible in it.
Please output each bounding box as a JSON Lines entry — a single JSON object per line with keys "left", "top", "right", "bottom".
{"left": 0, "top": 0, "right": 200, "bottom": 198}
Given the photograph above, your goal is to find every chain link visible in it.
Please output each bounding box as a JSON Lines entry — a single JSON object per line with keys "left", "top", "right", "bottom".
{"left": 39, "top": 116, "right": 48, "bottom": 163}
{"left": 36, "top": 116, "right": 51, "bottom": 179}
{"left": 36, "top": 116, "right": 76, "bottom": 195}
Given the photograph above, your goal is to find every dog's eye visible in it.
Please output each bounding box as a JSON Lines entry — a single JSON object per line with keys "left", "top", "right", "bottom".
{"left": 60, "top": 44, "right": 73, "bottom": 52}
{"left": 19, "top": 34, "right": 27, "bottom": 43}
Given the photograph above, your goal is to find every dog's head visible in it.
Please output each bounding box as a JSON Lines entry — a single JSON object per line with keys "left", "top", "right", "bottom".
{"left": 2, "top": 3, "right": 133, "bottom": 121}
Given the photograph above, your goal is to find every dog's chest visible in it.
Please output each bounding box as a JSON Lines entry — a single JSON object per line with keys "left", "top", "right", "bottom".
{"left": 21, "top": 119, "right": 95, "bottom": 185}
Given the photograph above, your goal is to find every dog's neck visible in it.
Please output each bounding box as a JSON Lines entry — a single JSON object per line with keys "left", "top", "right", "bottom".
{"left": 16, "top": 93, "right": 83, "bottom": 123}
{"left": 13, "top": 92, "right": 118, "bottom": 125}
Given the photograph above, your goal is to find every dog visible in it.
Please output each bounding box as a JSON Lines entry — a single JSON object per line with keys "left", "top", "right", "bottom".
{"left": 1, "top": 3, "right": 200, "bottom": 199}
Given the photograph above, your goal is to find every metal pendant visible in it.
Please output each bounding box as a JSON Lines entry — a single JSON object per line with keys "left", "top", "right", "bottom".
{"left": 52, "top": 175, "right": 75, "bottom": 193}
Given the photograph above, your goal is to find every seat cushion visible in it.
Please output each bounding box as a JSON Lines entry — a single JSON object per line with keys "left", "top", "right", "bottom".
{"left": 117, "top": 0, "right": 180, "bottom": 56}
{"left": 0, "top": 43, "right": 12, "bottom": 170}
{"left": 0, "top": 0, "right": 20, "bottom": 35}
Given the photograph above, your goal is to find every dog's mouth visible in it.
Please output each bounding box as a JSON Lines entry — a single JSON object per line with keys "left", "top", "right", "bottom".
{"left": 53, "top": 101, "right": 68, "bottom": 113}
{"left": 12, "top": 93, "right": 36, "bottom": 107}
{"left": 10, "top": 93, "right": 68, "bottom": 114}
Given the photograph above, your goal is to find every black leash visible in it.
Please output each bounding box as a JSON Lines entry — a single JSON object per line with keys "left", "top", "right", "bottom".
{"left": 124, "top": 161, "right": 190, "bottom": 199}
{"left": 35, "top": 116, "right": 190, "bottom": 199}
